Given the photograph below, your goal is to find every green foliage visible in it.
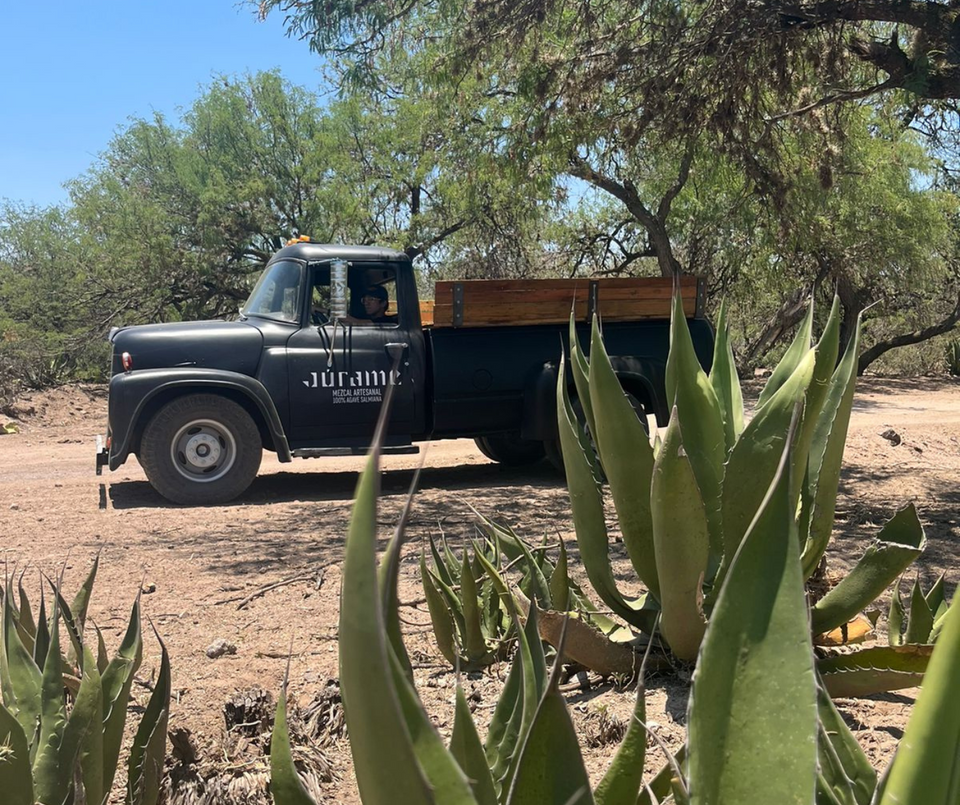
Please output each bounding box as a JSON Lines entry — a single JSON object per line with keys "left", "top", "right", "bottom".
{"left": 0, "top": 560, "right": 170, "bottom": 805}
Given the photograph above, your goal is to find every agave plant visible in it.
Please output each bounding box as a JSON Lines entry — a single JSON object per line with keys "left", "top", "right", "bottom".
{"left": 420, "top": 535, "right": 513, "bottom": 669}
{"left": 555, "top": 293, "right": 937, "bottom": 694}
{"left": 0, "top": 557, "right": 170, "bottom": 805}
{"left": 271, "top": 401, "right": 960, "bottom": 805}
{"left": 889, "top": 573, "right": 952, "bottom": 646}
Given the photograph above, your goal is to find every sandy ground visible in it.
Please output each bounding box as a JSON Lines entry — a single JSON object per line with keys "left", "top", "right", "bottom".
{"left": 1, "top": 377, "right": 959, "bottom": 802}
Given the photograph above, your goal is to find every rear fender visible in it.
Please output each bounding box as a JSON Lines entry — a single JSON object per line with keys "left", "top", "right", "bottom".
{"left": 519, "top": 356, "right": 666, "bottom": 441}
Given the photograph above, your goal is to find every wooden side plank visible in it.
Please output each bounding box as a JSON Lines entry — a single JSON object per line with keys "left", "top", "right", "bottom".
{"left": 427, "top": 276, "right": 700, "bottom": 328}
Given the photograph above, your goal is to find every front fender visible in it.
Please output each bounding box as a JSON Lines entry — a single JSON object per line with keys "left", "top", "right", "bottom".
{"left": 107, "top": 368, "right": 291, "bottom": 470}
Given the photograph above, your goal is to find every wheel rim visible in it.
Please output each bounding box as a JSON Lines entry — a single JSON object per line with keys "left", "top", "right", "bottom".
{"left": 170, "top": 418, "right": 237, "bottom": 483}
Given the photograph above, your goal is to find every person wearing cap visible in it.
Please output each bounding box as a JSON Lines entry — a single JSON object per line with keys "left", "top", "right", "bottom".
{"left": 345, "top": 285, "right": 397, "bottom": 324}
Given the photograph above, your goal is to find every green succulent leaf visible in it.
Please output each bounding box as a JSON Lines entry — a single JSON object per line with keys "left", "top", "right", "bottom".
{"left": 665, "top": 291, "right": 726, "bottom": 571}
{"left": 810, "top": 504, "right": 926, "bottom": 635}
{"left": 687, "top": 434, "right": 818, "bottom": 805}
{"left": 817, "top": 645, "right": 932, "bottom": 698}
{"left": 339, "top": 452, "right": 432, "bottom": 805}
{"left": 0, "top": 701, "right": 33, "bottom": 805}
{"left": 549, "top": 539, "right": 570, "bottom": 614}
{"left": 101, "top": 597, "right": 143, "bottom": 796}
{"left": 70, "top": 553, "right": 100, "bottom": 638}
{"left": 816, "top": 680, "right": 876, "bottom": 805}
{"left": 558, "top": 354, "right": 657, "bottom": 633}
{"left": 421, "top": 554, "right": 459, "bottom": 667}
{"left": 32, "top": 597, "right": 69, "bottom": 805}
{"left": 507, "top": 639, "right": 594, "bottom": 805}
{"left": 904, "top": 577, "right": 936, "bottom": 645}
{"left": 800, "top": 311, "right": 861, "bottom": 579}
{"left": 756, "top": 300, "right": 814, "bottom": 409}
{"left": 888, "top": 582, "right": 906, "bottom": 647}
{"left": 715, "top": 349, "right": 814, "bottom": 599}
{"left": 450, "top": 684, "right": 498, "bottom": 805}
{"left": 879, "top": 605, "right": 960, "bottom": 804}
{"left": 588, "top": 314, "right": 660, "bottom": 601}
{"left": 594, "top": 679, "right": 647, "bottom": 805}
{"left": 569, "top": 313, "right": 597, "bottom": 444}
{"left": 269, "top": 677, "right": 317, "bottom": 805}
{"left": 388, "top": 649, "right": 477, "bottom": 805}
{"left": 461, "top": 552, "right": 492, "bottom": 664}
{"left": 651, "top": 406, "right": 709, "bottom": 661}
{"left": 708, "top": 298, "right": 745, "bottom": 453}
{"left": 62, "top": 646, "right": 104, "bottom": 805}
{"left": 1, "top": 577, "right": 42, "bottom": 744}
{"left": 126, "top": 632, "right": 171, "bottom": 805}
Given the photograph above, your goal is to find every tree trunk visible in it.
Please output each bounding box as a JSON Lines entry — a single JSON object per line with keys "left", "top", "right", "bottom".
{"left": 857, "top": 297, "right": 960, "bottom": 375}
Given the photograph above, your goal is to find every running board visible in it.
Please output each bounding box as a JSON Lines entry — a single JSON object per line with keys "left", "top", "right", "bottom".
{"left": 292, "top": 445, "right": 420, "bottom": 458}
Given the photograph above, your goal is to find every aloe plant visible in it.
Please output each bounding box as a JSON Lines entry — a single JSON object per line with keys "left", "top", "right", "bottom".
{"left": 556, "top": 293, "right": 931, "bottom": 693}
{"left": 271, "top": 397, "right": 960, "bottom": 805}
{"left": 0, "top": 559, "right": 170, "bottom": 805}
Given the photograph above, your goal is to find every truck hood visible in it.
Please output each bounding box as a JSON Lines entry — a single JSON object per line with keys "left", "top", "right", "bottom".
{"left": 110, "top": 320, "right": 265, "bottom": 376}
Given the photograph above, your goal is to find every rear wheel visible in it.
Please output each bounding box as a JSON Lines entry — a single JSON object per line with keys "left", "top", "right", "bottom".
{"left": 474, "top": 434, "right": 546, "bottom": 466}
{"left": 545, "top": 390, "right": 648, "bottom": 473}
{"left": 139, "top": 394, "right": 262, "bottom": 505}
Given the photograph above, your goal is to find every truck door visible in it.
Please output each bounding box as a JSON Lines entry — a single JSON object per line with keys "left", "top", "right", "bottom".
{"left": 286, "top": 261, "right": 425, "bottom": 446}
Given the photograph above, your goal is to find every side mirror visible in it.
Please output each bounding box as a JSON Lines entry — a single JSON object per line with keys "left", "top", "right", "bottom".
{"left": 330, "top": 259, "right": 349, "bottom": 321}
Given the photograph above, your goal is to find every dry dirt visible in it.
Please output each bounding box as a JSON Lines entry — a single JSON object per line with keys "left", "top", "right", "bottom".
{"left": 1, "top": 377, "right": 959, "bottom": 802}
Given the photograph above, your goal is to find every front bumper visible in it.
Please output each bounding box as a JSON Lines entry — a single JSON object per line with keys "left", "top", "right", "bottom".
{"left": 95, "top": 434, "right": 109, "bottom": 475}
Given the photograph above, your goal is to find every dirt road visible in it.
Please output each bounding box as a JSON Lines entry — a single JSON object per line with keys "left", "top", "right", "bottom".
{"left": 1, "top": 377, "right": 958, "bottom": 802}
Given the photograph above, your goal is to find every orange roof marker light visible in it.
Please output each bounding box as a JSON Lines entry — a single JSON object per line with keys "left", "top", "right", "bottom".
{"left": 285, "top": 235, "right": 312, "bottom": 246}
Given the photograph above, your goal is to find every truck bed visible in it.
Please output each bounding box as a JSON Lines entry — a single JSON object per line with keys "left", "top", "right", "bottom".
{"left": 420, "top": 276, "right": 701, "bottom": 328}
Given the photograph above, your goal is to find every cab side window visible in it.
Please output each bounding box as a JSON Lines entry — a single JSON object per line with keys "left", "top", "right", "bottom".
{"left": 308, "top": 263, "right": 399, "bottom": 326}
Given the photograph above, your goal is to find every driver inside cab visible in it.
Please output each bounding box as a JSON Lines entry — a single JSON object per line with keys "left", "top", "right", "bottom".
{"left": 344, "top": 285, "right": 397, "bottom": 325}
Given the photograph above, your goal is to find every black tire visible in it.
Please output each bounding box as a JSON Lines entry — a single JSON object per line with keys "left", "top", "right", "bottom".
{"left": 139, "top": 394, "right": 262, "bottom": 505}
{"left": 474, "top": 434, "right": 546, "bottom": 466}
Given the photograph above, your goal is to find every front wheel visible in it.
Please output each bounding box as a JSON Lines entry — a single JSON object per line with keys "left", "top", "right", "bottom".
{"left": 139, "top": 394, "right": 262, "bottom": 505}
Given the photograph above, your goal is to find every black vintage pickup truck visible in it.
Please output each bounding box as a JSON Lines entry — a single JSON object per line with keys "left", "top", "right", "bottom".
{"left": 96, "top": 240, "right": 713, "bottom": 504}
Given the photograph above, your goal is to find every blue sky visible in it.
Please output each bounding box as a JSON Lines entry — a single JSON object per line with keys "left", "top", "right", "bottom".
{"left": 0, "top": 3, "right": 327, "bottom": 208}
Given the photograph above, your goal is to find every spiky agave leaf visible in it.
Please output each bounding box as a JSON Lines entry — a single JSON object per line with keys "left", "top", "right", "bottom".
{"left": 664, "top": 291, "right": 726, "bottom": 572}
{"left": 687, "top": 421, "right": 818, "bottom": 805}
{"left": 878, "top": 604, "right": 960, "bottom": 804}
{"left": 0, "top": 575, "right": 41, "bottom": 744}
{"left": 126, "top": 629, "right": 171, "bottom": 805}
{"left": 557, "top": 354, "right": 657, "bottom": 633}
{"left": 270, "top": 664, "right": 316, "bottom": 805}
{"left": 817, "top": 645, "right": 932, "bottom": 698}
{"left": 810, "top": 505, "right": 925, "bottom": 636}
{"left": 708, "top": 298, "right": 744, "bottom": 454}
{"left": 650, "top": 406, "right": 709, "bottom": 661}
{"left": 507, "top": 620, "right": 594, "bottom": 805}
{"left": 588, "top": 314, "right": 660, "bottom": 602}
{"left": 0, "top": 701, "right": 33, "bottom": 805}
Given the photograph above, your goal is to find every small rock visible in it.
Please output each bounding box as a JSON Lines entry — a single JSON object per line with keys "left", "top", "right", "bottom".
{"left": 754, "top": 368, "right": 772, "bottom": 379}
{"left": 205, "top": 639, "right": 238, "bottom": 659}
{"left": 141, "top": 582, "right": 157, "bottom": 594}
{"left": 10, "top": 504, "right": 19, "bottom": 511}
{"left": 880, "top": 429, "right": 901, "bottom": 446}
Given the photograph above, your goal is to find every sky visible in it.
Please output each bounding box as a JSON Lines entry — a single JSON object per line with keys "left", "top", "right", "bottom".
{"left": 0, "top": 2, "right": 327, "bottom": 209}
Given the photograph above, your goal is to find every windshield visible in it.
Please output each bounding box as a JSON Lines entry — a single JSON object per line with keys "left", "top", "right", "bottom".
{"left": 241, "top": 260, "right": 304, "bottom": 323}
